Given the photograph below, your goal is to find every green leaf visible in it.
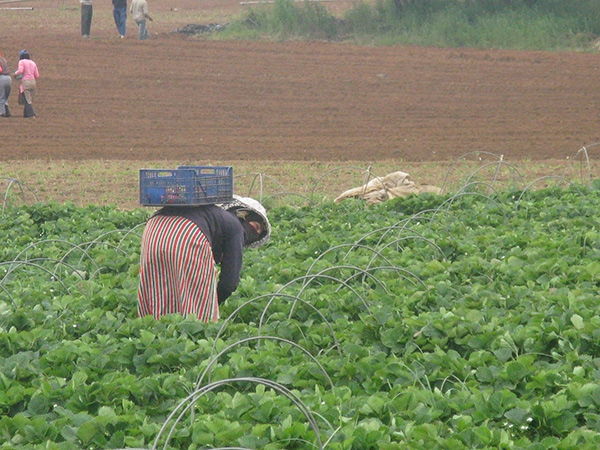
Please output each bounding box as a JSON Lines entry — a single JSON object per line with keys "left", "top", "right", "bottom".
{"left": 505, "top": 361, "right": 528, "bottom": 382}
{"left": 584, "top": 261, "right": 600, "bottom": 279}
{"left": 77, "top": 421, "right": 98, "bottom": 443}
{"left": 60, "top": 425, "right": 78, "bottom": 442}
{"left": 570, "top": 314, "right": 584, "bottom": 330}
{"left": 493, "top": 347, "right": 514, "bottom": 362}
{"left": 549, "top": 411, "right": 577, "bottom": 433}
{"left": 359, "top": 395, "right": 387, "bottom": 416}
{"left": 238, "top": 434, "right": 264, "bottom": 448}
{"left": 504, "top": 407, "right": 530, "bottom": 425}
{"left": 140, "top": 330, "right": 155, "bottom": 346}
{"left": 27, "top": 395, "right": 50, "bottom": 415}
{"left": 98, "top": 405, "right": 117, "bottom": 420}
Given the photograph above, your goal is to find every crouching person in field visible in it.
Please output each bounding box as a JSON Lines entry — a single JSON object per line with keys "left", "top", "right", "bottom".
{"left": 138, "top": 196, "right": 271, "bottom": 322}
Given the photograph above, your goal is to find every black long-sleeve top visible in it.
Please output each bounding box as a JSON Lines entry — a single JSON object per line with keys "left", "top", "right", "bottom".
{"left": 155, "top": 205, "right": 244, "bottom": 303}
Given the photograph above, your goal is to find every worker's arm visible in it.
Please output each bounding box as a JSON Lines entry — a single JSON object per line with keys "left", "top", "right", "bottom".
{"left": 143, "top": 2, "right": 153, "bottom": 21}
{"left": 13, "top": 60, "right": 23, "bottom": 78}
{"left": 216, "top": 227, "right": 244, "bottom": 304}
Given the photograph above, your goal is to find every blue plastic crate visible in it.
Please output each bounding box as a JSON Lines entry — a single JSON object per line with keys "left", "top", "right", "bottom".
{"left": 177, "top": 166, "right": 233, "bottom": 203}
{"left": 140, "top": 167, "right": 233, "bottom": 207}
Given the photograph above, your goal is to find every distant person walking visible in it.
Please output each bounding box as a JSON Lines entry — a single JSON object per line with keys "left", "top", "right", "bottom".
{"left": 130, "top": 0, "right": 152, "bottom": 40}
{"left": 13, "top": 50, "right": 39, "bottom": 118}
{"left": 112, "top": 0, "right": 127, "bottom": 38}
{"left": 80, "top": 0, "right": 93, "bottom": 38}
{"left": 0, "top": 52, "right": 11, "bottom": 117}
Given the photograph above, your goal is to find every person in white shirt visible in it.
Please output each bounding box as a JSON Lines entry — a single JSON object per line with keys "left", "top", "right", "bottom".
{"left": 129, "top": 0, "right": 153, "bottom": 40}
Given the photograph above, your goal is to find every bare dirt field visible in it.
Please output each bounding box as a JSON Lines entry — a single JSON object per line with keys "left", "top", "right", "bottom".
{"left": 1, "top": 0, "right": 600, "bottom": 208}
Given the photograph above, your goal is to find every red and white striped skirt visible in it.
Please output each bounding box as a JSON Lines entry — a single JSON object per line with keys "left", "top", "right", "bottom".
{"left": 138, "top": 215, "right": 219, "bottom": 322}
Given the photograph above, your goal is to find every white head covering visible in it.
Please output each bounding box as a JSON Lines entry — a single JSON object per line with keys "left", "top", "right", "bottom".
{"left": 222, "top": 195, "right": 271, "bottom": 249}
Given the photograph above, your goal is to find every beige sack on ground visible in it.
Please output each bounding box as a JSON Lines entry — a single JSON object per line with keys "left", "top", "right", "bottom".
{"left": 334, "top": 171, "right": 442, "bottom": 205}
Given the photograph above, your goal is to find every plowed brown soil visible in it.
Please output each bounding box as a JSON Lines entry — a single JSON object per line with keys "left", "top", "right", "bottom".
{"left": 2, "top": 0, "right": 599, "bottom": 163}
{"left": 1, "top": 0, "right": 600, "bottom": 208}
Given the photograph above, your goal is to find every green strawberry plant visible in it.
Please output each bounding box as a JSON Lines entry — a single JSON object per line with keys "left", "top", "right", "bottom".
{"left": 1, "top": 185, "right": 600, "bottom": 449}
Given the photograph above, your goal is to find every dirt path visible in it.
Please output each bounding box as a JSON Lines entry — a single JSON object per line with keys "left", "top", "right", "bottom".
{"left": 1, "top": 0, "right": 599, "bottom": 164}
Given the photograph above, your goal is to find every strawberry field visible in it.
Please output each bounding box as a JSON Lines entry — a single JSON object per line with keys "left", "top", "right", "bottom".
{"left": 2, "top": 175, "right": 600, "bottom": 449}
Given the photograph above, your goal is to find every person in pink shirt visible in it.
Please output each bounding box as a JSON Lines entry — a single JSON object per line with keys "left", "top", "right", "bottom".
{"left": 13, "top": 50, "right": 39, "bottom": 118}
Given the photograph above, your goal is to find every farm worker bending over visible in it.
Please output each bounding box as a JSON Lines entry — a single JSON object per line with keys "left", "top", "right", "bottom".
{"left": 138, "top": 195, "right": 271, "bottom": 322}
{"left": 129, "top": 0, "right": 153, "bottom": 40}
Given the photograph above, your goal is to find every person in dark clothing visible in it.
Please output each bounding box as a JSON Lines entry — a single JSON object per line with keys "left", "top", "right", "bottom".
{"left": 138, "top": 196, "right": 271, "bottom": 322}
{"left": 80, "top": 0, "right": 93, "bottom": 38}
{"left": 112, "top": 0, "right": 127, "bottom": 38}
